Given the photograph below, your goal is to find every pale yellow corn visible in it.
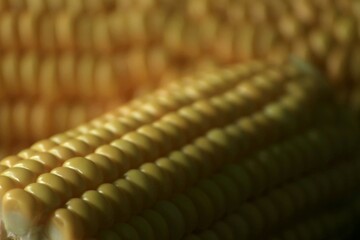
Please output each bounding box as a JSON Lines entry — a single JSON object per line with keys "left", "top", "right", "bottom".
{"left": 0, "top": 59, "right": 340, "bottom": 240}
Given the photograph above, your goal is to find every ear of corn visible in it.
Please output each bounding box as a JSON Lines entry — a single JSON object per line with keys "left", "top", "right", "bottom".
{"left": 0, "top": 59, "right": 358, "bottom": 240}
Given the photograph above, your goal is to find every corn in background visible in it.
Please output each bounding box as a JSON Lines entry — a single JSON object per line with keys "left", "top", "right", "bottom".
{"left": 1, "top": 0, "right": 360, "bottom": 157}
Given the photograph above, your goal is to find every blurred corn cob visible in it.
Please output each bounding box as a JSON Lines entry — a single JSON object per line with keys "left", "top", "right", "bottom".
{"left": 1, "top": 0, "right": 360, "bottom": 155}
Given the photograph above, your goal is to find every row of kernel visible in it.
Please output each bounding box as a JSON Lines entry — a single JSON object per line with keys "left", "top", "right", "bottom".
{"left": 183, "top": 159, "right": 360, "bottom": 240}
{"left": 0, "top": 0, "right": 353, "bottom": 17}
{"left": 0, "top": 100, "right": 117, "bottom": 145}
{"left": 0, "top": 0, "right": 159, "bottom": 13}
{"left": 0, "top": 65, "right": 291, "bottom": 238}
{"left": 0, "top": 1, "right": 355, "bottom": 48}
{"left": 0, "top": 52, "right": 277, "bottom": 105}
{"left": 0, "top": 10, "right": 174, "bottom": 51}
{"left": 0, "top": 50, "right": 169, "bottom": 100}
{"left": 98, "top": 142, "right": 360, "bottom": 240}
{"left": 0, "top": 47, "right": 197, "bottom": 99}
{"left": 53, "top": 116, "right": 350, "bottom": 240}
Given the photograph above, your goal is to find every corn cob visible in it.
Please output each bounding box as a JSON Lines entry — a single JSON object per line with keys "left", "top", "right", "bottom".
{"left": 0, "top": 1, "right": 357, "bottom": 80}
{"left": 0, "top": 59, "right": 335, "bottom": 239}
{"left": 0, "top": 0, "right": 358, "bottom": 84}
{"left": 0, "top": 0, "right": 359, "bottom": 155}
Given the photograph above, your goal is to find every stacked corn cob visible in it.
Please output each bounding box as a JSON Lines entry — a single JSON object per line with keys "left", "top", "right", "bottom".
{"left": 1, "top": 0, "right": 360, "bottom": 157}
{"left": 0, "top": 59, "right": 358, "bottom": 240}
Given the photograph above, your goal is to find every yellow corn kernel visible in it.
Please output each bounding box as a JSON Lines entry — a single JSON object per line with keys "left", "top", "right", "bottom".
{"left": 97, "top": 183, "right": 132, "bottom": 222}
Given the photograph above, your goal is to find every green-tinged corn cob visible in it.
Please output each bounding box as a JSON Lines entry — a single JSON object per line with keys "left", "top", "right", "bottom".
{"left": 0, "top": 59, "right": 337, "bottom": 240}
